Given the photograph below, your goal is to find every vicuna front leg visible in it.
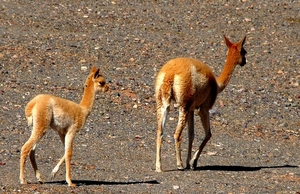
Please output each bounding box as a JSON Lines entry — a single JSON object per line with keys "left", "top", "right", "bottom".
{"left": 64, "top": 132, "right": 76, "bottom": 187}
{"left": 51, "top": 133, "right": 66, "bottom": 179}
{"left": 190, "top": 107, "right": 211, "bottom": 169}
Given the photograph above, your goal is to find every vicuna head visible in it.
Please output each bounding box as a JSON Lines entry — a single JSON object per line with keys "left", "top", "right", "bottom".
{"left": 224, "top": 35, "right": 247, "bottom": 67}
{"left": 85, "top": 66, "right": 109, "bottom": 93}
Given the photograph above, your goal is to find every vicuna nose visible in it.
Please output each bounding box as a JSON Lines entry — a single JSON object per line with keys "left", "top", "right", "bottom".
{"left": 240, "top": 57, "right": 247, "bottom": 66}
{"left": 104, "top": 85, "right": 109, "bottom": 92}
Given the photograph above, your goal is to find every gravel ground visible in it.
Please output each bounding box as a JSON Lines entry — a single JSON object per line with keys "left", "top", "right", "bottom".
{"left": 0, "top": 0, "right": 299, "bottom": 193}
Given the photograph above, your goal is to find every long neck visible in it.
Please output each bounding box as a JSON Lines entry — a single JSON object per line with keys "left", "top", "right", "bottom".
{"left": 80, "top": 81, "right": 96, "bottom": 114}
{"left": 216, "top": 53, "right": 237, "bottom": 94}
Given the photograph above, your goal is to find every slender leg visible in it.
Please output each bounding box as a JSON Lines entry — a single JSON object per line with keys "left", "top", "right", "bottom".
{"left": 64, "top": 132, "right": 76, "bottom": 187}
{"left": 20, "top": 139, "right": 34, "bottom": 184}
{"left": 51, "top": 133, "right": 66, "bottom": 178}
{"left": 190, "top": 108, "right": 212, "bottom": 169}
{"left": 20, "top": 126, "right": 47, "bottom": 184}
{"left": 156, "top": 104, "right": 169, "bottom": 172}
{"left": 186, "top": 111, "right": 194, "bottom": 169}
{"left": 29, "top": 144, "right": 43, "bottom": 183}
{"left": 174, "top": 108, "right": 188, "bottom": 170}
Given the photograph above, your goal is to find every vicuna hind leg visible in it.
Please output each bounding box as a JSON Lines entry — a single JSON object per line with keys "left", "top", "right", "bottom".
{"left": 174, "top": 107, "right": 188, "bottom": 170}
{"left": 190, "top": 107, "right": 211, "bottom": 169}
{"left": 51, "top": 133, "right": 66, "bottom": 178}
{"left": 155, "top": 102, "right": 170, "bottom": 172}
{"left": 20, "top": 126, "right": 47, "bottom": 184}
{"left": 186, "top": 111, "right": 194, "bottom": 169}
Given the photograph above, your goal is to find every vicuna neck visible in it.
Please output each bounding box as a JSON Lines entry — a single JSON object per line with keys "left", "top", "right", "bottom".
{"left": 216, "top": 52, "right": 237, "bottom": 94}
{"left": 80, "top": 78, "right": 96, "bottom": 114}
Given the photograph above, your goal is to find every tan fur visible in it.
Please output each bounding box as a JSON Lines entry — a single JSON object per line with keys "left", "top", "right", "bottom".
{"left": 20, "top": 66, "right": 109, "bottom": 186}
{"left": 155, "top": 36, "right": 247, "bottom": 172}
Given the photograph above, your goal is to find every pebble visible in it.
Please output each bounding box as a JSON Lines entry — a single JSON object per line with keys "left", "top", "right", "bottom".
{"left": 244, "top": 18, "right": 251, "bottom": 22}
{"left": 81, "top": 66, "right": 88, "bottom": 71}
{"left": 207, "top": 151, "right": 217, "bottom": 156}
{"left": 209, "top": 109, "right": 221, "bottom": 116}
{"left": 279, "top": 122, "right": 288, "bottom": 127}
{"left": 277, "top": 70, "right": 284, "bottom": 74}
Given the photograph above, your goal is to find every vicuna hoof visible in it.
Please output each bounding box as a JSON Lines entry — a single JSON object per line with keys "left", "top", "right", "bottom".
{"left": 68, "top": 183, "right": 76, "bottom": 187}
{"left": 155, "top": 167, "right": 163, "bottom": 172}
{"left": 190, "top": 159, "right": 197, "bottom": 170}
{"left": 37, "top": 175, "right": 44, "bottom": 184}
{"left": 177, "top": 165, "right": 185, "bottom": 171}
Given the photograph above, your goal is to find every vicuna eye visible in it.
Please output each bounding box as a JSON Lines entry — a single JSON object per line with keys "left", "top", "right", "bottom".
{"left": 99, "top": 81, "right": 105, "bottom": 86}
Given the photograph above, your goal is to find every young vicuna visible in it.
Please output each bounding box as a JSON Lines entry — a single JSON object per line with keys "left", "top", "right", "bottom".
{"left": 155, "top": 35, "right": 247, "bottom": 172}
{"left": 20, "top": 66, "right": 109, "bottom": 186}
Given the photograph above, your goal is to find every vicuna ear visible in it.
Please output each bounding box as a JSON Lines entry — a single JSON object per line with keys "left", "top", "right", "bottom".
{"left": 224, "top": 35, "right": 232, "bottom": 48}
{"left": 240, "top": 36, "right": 246, "bottom": 47}
{"left": 93, "top": 69, "right": 100, "bottom": 79}
{"left": 90, "top": 66, "right": 98, "bottom": 73}
{"left": 237, "top": 36, "right": 246, "bottom": 50}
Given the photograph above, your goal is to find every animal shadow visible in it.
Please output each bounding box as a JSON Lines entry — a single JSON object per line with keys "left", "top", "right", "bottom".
{"left": 46, "top": 179, "right": 160, "bottom": 186}
{"left": 195, "top": 164, "right": 298, "bottom": 171}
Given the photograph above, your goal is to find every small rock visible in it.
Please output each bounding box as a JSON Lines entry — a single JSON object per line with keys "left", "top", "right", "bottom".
{"left": 244, "top": 18, "right": 251, "bottom": 22}
{"left": 277, "top": 70, "right": 284, "bottom": 74}
{"left": 209, "top": 109, "right": 221, "bottom": 116}
{"left": 219, "top": 100, "right": 224, "bottom": 107}
{"left": 279, "top": 122, "right": 288, "bottom": 127}
{"left": 215, "top": 116, "right": 221, "bottom": 121}
{"left": 207, "top": 151, "right": 217, "bottom": 156}
{"left": 81, "top": 66, "right": 88, "bottom": 71}
{"left": 173, "top": 185, "right": 180, "bottom": 190}
{"left": 241, "top": 98, "right": 247, "bottom": 103}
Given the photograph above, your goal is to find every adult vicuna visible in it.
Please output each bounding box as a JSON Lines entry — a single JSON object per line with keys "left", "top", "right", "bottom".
{"left": 155, "top": 35, "right": 247, "bottom": 172}
{"left": 20, "top": 66, "right": 109, "bottom": 186}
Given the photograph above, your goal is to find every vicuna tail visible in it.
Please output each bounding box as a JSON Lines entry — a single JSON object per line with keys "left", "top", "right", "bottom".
{"left": 25, "top": 99, "right": 36, "bottom": 126}
{"left": 160, "top": 82, "right": 173, "bottom": 106}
